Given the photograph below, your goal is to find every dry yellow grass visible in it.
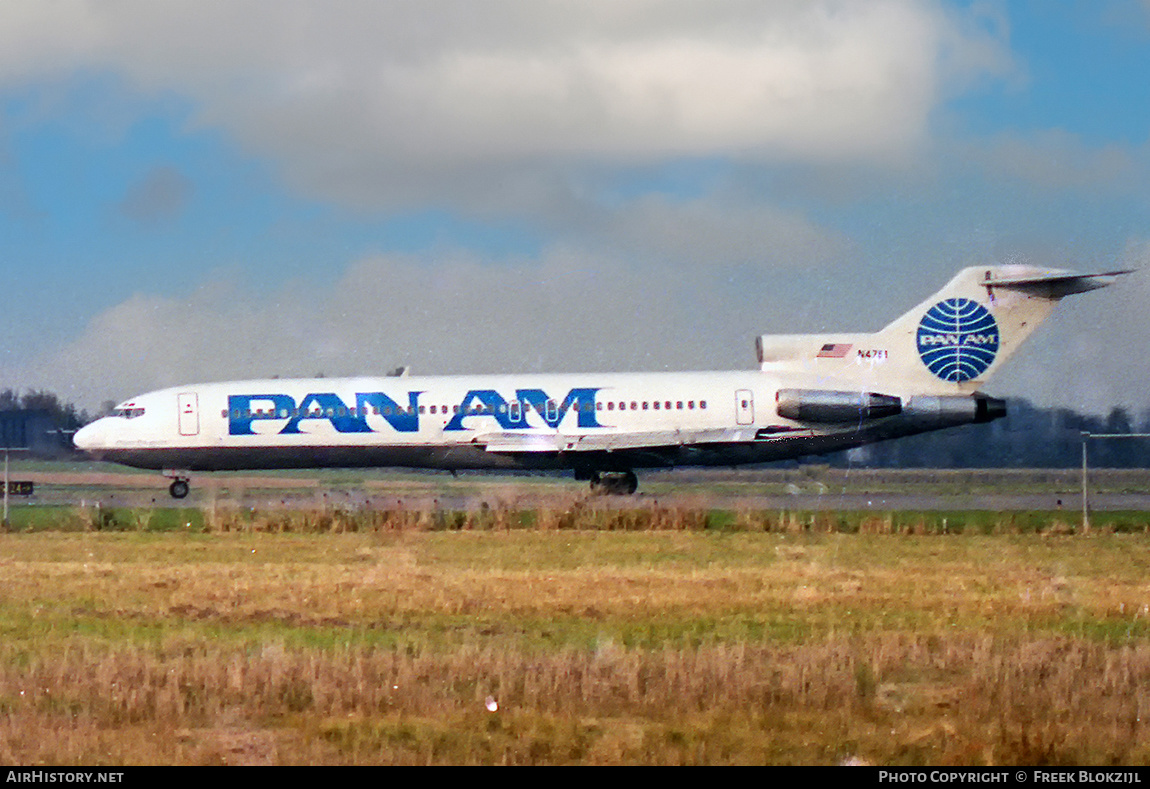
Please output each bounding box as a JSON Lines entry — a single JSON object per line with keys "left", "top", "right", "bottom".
{"left": 0, "top": 636, "right": 1147, "bottom": 764}
{"left": 0, "top": 527, "right": 1148, "bottom": 764}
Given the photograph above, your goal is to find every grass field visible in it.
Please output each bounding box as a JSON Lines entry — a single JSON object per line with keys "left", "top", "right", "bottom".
{"left": 1, "top": 501, "right": 1150, "bottom": 765}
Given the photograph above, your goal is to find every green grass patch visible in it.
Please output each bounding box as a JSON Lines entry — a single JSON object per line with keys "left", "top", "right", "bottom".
{"left": 1, "top": 528, "right": 1150, "bottom": 763}
{"left": 8, "top": 503, "right": 1150, "bottom": 536}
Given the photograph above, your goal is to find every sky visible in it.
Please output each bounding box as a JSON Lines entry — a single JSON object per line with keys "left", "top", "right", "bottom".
{"left": 1, "top": 0, "right": 1149, "bottom": 415}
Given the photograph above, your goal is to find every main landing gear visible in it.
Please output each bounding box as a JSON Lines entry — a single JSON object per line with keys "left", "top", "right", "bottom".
{"left": 587, "top": 470, "right": 638, "bottom": 496}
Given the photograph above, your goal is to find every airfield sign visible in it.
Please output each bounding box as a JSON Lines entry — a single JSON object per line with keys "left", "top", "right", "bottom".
{"left": 6, "top": 481, "right": 33, "bottom": 496}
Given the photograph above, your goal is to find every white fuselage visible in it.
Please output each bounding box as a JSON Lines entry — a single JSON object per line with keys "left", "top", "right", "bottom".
{"left": 73, "top": 265, "right": 1121, "bottom": 488}
{"left": 73, "top": 369, "right": 941, "bottom": 475}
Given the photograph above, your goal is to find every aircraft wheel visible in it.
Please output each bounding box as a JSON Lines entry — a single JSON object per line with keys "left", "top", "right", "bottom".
{"left": 589, "top": 471, "right": 638, "bottom": 496}
{"left": 169, "top": 479, "right": 190, "bottom": 499}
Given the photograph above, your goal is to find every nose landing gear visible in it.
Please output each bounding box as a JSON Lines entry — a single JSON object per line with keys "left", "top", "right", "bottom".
{"left": 163, "top": 472, "right": 191, "bottom": 499}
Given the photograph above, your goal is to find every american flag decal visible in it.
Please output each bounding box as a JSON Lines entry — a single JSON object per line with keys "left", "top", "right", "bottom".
{"left": 817, "top": 343, "right": 852, "bottom": 358}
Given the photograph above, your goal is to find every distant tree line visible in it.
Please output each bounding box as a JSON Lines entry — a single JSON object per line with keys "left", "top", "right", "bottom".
{"left": 835, "top": 399, "right": 1149, "bottom": 469}
{"left": 0, "top": 389, "right": 90, "bottom": 432}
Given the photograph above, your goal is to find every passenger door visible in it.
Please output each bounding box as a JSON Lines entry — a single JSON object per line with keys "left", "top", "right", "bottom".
{"left": 178, "top": 392, "right": 199, "bottom": 436}
{"left": 735, "top": 389, "right": 754, "bottom": 425}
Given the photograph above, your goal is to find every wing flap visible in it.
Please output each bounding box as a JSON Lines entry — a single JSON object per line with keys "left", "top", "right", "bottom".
{"left": 474, "top": 433, "right": 563, "bottom": 453}
{"left": 475, "top": 428, "right": 755, "bottom": 454}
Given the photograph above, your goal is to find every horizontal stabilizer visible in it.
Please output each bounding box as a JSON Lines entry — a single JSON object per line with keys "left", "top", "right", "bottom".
{"left": 984, "top": 269, "right": 1132, "bottom": 298}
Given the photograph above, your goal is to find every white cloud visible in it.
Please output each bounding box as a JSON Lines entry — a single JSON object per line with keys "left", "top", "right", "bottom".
{"left": 0, "top": 0, "right": 1013, "bottom": 208}
{"left": 586, "top": 195, "right": 851, "bottom": 268}
{"left": 18, "top": 243, "right": 850, "bottom": 411}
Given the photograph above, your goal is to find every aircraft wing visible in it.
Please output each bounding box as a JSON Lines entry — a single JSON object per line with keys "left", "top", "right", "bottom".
{"left": 473, "top": 428, "right": 757, "bottom": 453}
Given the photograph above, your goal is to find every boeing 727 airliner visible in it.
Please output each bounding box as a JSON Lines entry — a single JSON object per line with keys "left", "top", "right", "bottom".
{"left": 73, "top": 265, "right": 1126, "bottom": 498}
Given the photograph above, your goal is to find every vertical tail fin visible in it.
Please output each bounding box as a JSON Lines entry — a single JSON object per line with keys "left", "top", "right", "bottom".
{"left": 757, "top": 265, "right": 1127, "bottom": 395}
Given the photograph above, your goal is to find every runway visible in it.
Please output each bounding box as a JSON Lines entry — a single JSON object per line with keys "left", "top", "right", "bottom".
{"left": 8, "top": 468, "right": 1150, "bottom": 512}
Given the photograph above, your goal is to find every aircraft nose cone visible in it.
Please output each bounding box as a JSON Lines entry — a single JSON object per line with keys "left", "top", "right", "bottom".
{"left": 72, "top": 421, "right": 106, "bottom": 455}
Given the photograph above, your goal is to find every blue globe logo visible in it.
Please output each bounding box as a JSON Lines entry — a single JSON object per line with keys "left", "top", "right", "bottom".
{"left": 916, "top": 298, "right": 999, "bottom": 382}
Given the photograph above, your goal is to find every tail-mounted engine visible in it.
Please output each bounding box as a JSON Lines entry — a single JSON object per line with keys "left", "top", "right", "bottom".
{"left": 776, "top": 389, "right": 1007, "bottom": 427}
{"left": 776, "top": 389, "right": 902, "bottom": 423}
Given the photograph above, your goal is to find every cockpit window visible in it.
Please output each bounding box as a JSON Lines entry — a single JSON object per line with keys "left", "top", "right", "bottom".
{"left": 110, "top": 407, "right": 145, "bottom": 419}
